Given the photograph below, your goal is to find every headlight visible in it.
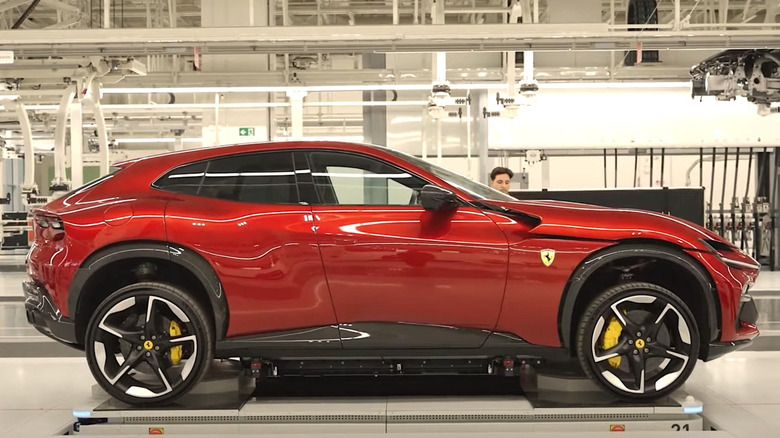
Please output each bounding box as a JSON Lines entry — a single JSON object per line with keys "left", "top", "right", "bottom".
{"left": 701, "top": 239, "right": 760, "bottom": 270}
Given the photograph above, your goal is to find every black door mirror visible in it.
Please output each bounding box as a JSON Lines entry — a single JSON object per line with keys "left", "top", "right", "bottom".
{"left": 420, "top": 185, "right": 458, "bottom": 211}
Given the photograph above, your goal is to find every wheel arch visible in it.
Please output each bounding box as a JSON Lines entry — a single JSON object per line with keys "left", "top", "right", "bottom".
{"left": 558, "top": 240, "right": 719, "bottom": 356}
{"left": 69, "top": 240, "right": 228, "bottom": 345}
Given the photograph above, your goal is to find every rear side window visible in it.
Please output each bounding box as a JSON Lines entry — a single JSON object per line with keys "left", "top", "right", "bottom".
{"left": 154, "top": 162, "right": 206, "bottom": 196}
{"left": 154, "top": 152, "right": 300, "bottom": 205}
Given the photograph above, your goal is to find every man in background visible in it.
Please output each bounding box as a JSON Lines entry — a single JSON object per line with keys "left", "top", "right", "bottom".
{"left": 490, "top": 167, "right": 513, "bottom": 194}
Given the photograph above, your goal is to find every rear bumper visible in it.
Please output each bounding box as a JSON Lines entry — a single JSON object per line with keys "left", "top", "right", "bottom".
{"left": 23, "top": 281, "right": 81, "bottom": 349}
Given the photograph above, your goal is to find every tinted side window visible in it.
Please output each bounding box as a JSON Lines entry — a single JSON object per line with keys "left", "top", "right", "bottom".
{"left": 154, "top": 162, "right": 206, "bottom": 196}
{"left": 308, "top": 152, "right": 427, "bottom": 206}
{"left": 199, "top": 152, "right": 299, "bottom": 204}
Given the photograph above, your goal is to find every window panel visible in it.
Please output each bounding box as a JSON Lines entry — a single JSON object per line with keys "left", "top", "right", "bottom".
{"left": 309, "top": 152, "right": 426, "bottom": 206}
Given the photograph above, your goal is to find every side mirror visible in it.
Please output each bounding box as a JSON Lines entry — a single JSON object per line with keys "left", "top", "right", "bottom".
{"left": 420, "top": 185, "right": 458, "bottom": 211}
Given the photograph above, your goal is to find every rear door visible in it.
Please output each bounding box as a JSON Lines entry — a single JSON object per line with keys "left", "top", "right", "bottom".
{"left": 159, "top": 150, "right": 340, "bottom": 346}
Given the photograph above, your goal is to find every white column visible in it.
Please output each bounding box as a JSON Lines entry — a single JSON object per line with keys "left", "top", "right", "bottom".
{"left": 103, "top": 0, "right": 110, "bottom": 28}
{"left": 53, "top": 89, "right": 75, "bottom": 184}
{"left": 70, "top": 100, "right": 83, "bottom": 187}
{"left": 92, "top": 98, "right": 110, "bottom": 176}
{"left": 14, "top": 102, "right": 35, "bottom": 189}
{"left": 173, "top": 136, "right": 183, "bottom": 151}
{"left": 286, "top": 89, "right": 306, "bottom": 140}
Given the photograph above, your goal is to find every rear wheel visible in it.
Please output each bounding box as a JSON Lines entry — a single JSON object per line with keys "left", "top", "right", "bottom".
{"left": 85, "top": 282, "right": 214, "bottom": 405}
{"left": 576, "top": 282, "right": 700, "bottom": 400}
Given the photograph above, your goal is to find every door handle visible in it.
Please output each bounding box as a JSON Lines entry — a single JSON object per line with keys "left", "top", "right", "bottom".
{"left": 333, "top": 237, "right": 358, "bottom": 245}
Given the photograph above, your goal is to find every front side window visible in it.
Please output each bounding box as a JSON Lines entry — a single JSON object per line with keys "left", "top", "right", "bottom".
{"left": 309, "top": 152, "right": 427, "bottom": 206}
{"left": 154, "top": 151, "right": 299, "bottom": 204}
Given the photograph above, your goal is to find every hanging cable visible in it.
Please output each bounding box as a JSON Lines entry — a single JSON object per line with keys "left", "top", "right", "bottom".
{"left": 709, "top": 148, "right": 716, "bottom": 231}
{"left": 634, "top": 148, "right": 639, "bottom": 187}
{"left": 699, "top": 147, "right": 704, "bottom": 187}
{"left": 603, "top": 149, "right": 608, "bottom": 188}
{"left": 649, "top": 148, "right": 654, "bottom": 187}
{"left": 721, "top": 148, "right": 729, "bottom": 237}
{"left": 614, "top": 148, "right": 618, "bottom": 187}
{"left": 660, "top": 147, "right": 665, "bottom": 187}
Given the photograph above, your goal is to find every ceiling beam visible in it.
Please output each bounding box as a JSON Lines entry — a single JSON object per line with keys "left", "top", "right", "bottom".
{"left": 0, "top": 23, "right": 779, "bottom": 56}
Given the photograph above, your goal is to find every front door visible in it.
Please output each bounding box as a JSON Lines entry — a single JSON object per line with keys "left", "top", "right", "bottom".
{"left": 304, "top": 150, "right": 509, "bottom": 349}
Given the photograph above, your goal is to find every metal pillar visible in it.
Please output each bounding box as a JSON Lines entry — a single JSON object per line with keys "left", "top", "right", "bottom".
{"left": 286, "top": 89, "right": 306, "bottom": 140}
{"left": 69, "top": 100, "right": 83, "bottom": 187}
{"left": 53, "top": 89, "right": 75, "bottom": 185}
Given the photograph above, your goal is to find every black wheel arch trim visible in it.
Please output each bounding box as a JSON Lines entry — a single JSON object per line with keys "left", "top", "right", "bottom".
{"left": 68, "top": 241, "right": 228, "bottom": 343}
{"left": 558, "top": 242, "right": 719, "bottom": 351}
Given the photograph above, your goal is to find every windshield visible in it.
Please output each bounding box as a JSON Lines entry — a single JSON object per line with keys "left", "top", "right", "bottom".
{"left": 383, "top": 148, "right": 517, "bottom": 202}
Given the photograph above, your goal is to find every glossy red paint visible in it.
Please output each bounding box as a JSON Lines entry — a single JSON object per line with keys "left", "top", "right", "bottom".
{"left": 27, "top": 141, "right": 759, "bottom": 354}
{"left": 312, "top": 205, "right": 508, "bottom": 347}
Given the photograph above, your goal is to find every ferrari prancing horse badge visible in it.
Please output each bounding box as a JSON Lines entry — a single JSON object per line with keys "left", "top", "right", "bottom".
{"left": 541, "top": 249, "right": 555, "bottom": 266}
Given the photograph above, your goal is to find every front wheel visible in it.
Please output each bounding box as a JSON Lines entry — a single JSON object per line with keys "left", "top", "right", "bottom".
{"left": 85, "top": 282, "right": 214, "bottom": 405}
{"left": 576, "top": 282, "right": 700, "bottom": 400}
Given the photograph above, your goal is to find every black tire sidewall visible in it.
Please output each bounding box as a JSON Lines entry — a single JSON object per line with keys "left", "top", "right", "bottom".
{"left": 576, "top": 282, "right": 700, "bottom": 400}
{"left": 85, "top": 282, "right": 214, "bottom": 405}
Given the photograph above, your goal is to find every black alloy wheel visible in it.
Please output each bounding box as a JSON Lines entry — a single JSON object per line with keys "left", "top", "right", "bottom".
{"left": 576, "top": 282, "right": 700, "bottom": 400}
{"left": 85, "top": 282, "right": 214, "bottom": 405}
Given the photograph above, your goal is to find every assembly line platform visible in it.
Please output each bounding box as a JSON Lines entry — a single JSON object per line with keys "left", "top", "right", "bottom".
{"left": 71, "top": 361, "right": 706, "bottom": 435}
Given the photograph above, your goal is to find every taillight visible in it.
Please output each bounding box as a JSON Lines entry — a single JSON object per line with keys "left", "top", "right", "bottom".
{"left": 34, "top": 214, "right": 65, "bottom": 241}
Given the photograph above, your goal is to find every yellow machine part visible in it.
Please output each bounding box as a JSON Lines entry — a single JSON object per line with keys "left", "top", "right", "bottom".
{"left": 169, "top": 320, "right": 183, "bottom": 365}
{"left": 601, "top": 316, "right": 623, "bottom": 368}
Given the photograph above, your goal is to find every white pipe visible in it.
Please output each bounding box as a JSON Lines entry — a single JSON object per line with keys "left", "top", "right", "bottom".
{"left": 70, "top": 100, "right": 83, "bottom": 187}
{"left": 523, "top": 51, "right": 534, "bottom": 82}
{"left": 103, "top": 0, "right": 110, "bottom": 28}
{"left": 169, "top": 0, "right": 176, "bottom": 28}
{"left": 675, "top": 0, "right": 681, "bottom": 29}
{"left": 14, "top": 102, "right": 35, "bottom": 188}
{"left": 392, "top": 0, "right": 398, "bottom": 25}
{"left": 53, "top": 89, "right": 75, "bottom": 183}
{"left": 91, "top": 98, "right": 110, "bottom": 176}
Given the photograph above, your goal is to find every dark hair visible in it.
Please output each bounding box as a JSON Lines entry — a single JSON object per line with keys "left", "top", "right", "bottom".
{"left": 490, "top": 166, "right": 514, "bottom": 181}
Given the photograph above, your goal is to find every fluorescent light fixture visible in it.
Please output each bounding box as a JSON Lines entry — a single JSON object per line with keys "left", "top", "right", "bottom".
{"left": 72, "top": 410, "right": 92, "bottom": 418}
{"left": 114, "top": 138, "right": 202, "bottom": 143}
{"left": 103, "top": 81, "right": 691, "bottom": 95}
{"left": 272, "top": 135, "right": 364, "bottom": 142}
{"left": 103, "top": 84, "right": 432, "bottom": 94}
{"left": 304, "top": 101, "right": 428, "bottom": 107}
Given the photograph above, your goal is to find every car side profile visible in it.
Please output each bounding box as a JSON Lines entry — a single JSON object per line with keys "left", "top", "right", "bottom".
{"left": 24, "top": 141, "right": 760, "bottom": 405}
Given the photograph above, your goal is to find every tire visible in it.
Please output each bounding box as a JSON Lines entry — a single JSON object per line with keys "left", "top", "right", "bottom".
{"left": 85, "top": 282, "right": 214, "bottom": 405}
{"left": 576, "top": 282, "right": 700, "bottom": 400}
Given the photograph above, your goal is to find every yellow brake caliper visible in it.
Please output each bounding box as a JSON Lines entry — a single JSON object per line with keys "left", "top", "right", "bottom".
{"left": 601, "top": 317, "right": 623, "bottom": 368}
{"left": 169, "top": 320, "right": 183, "bottom": 365}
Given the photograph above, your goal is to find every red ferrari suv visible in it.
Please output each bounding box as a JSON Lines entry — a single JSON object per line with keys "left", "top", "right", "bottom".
{"left": 25, "top": 141, "right": 759, "bottom": 405}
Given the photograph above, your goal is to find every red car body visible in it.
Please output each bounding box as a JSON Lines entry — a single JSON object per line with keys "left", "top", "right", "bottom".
{"left": 24, "top": 141, "right": 760, "bottom": 402}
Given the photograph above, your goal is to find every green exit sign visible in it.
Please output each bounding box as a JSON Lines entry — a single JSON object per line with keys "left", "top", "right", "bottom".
{"left": 238, "top": 127, "right": 255, "bottom": 136}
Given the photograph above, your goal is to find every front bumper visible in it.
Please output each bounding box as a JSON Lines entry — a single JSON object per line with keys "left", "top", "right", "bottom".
{"left": 702, "top": 293, "right": 759, "bottom": 361}
{"left": 23, "top": 281, "right": 81, "bottom": 349}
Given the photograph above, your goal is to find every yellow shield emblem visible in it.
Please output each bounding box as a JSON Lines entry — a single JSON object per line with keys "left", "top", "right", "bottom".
{"left": 541, "top": 249, "right": 555, "bottom": 266}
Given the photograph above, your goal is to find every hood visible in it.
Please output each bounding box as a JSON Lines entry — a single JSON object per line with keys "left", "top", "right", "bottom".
{"left": 482, "top": 199, "right": 724, "bottom": 251}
